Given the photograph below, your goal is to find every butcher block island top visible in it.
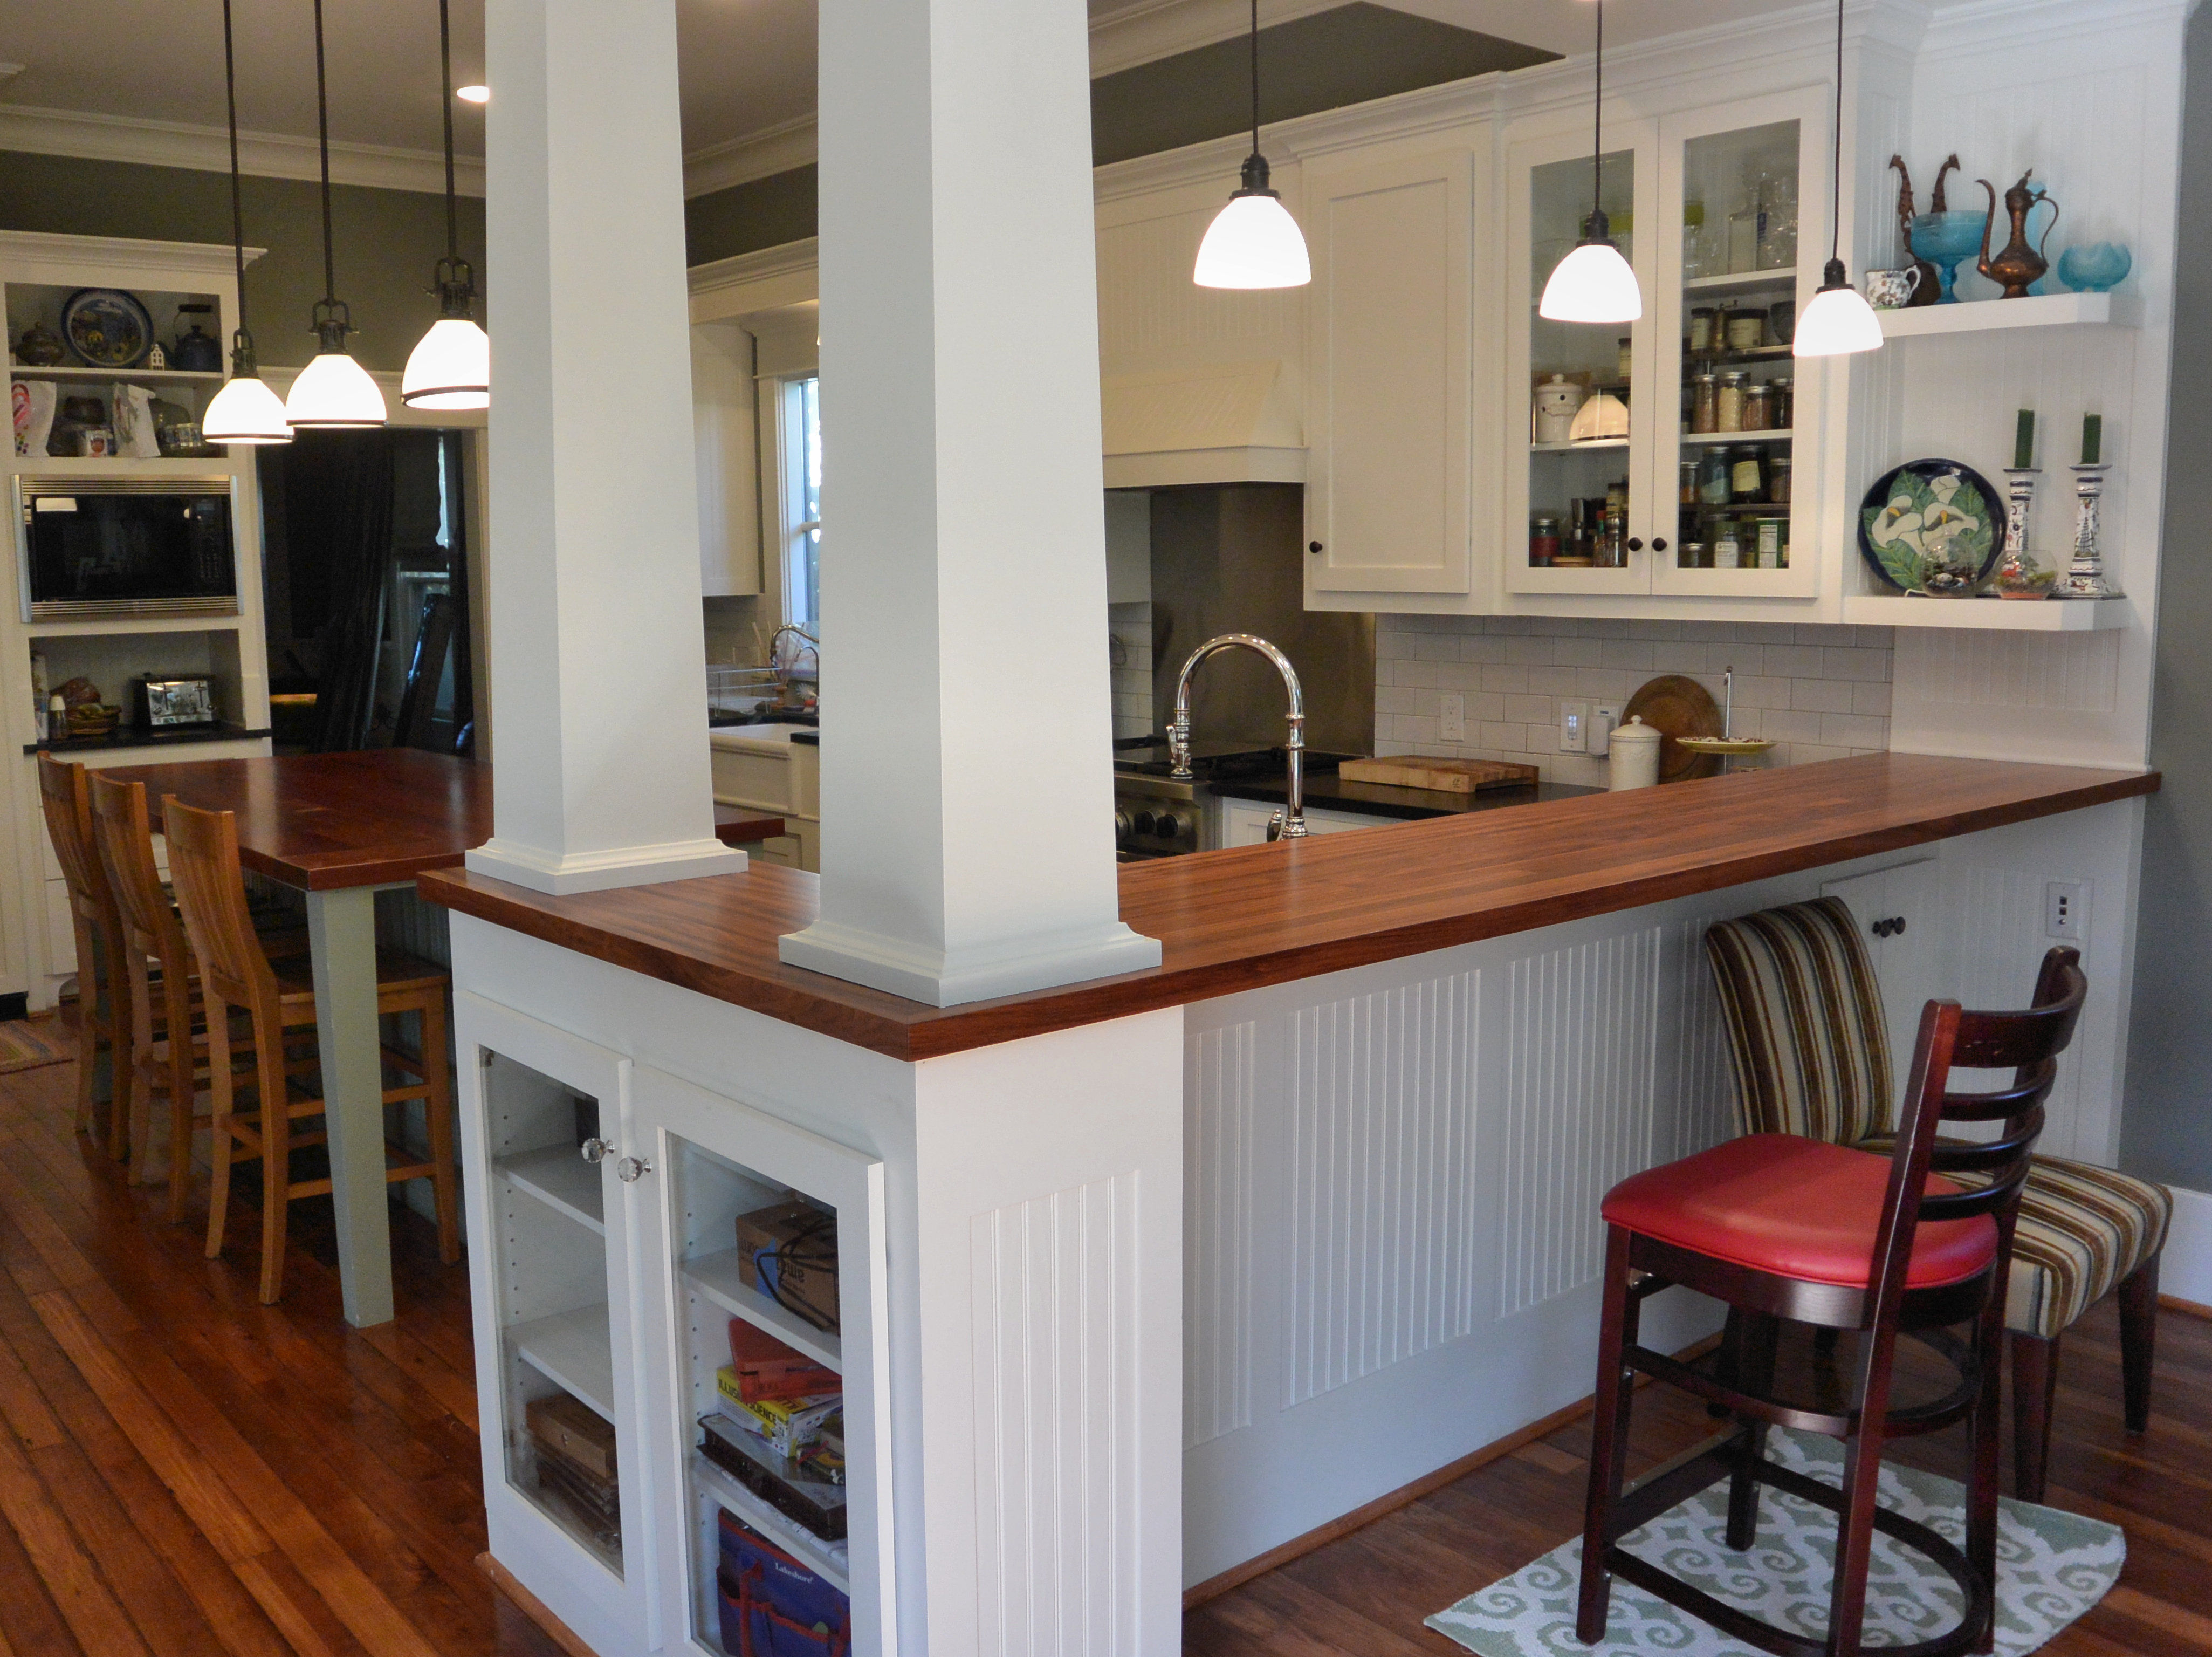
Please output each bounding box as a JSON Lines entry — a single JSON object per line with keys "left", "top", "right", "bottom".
{"left": 419, "top": 754, "right": 2157, "bottom": 1062}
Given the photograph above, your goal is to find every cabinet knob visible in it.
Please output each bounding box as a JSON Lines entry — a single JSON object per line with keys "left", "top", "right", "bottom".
{"left": 614, "top": 1155, "right": 652, "bottom": 1183}
{"left": 580, "top": 1137, "right": 612, "bottom": 1165}
{"left": 1652, "top": 537, "right": 1668, "bottom": 553}
{"left": 1308, "top": 540, "right": 1324, "bottom": 554}
{"left": 1626, "top": 537, "right": 1645, "bottom": 553}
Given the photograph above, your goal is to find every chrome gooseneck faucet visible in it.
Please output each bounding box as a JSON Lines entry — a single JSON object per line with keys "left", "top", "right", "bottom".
{"left": 1169, "top": 633, "right": 1307, "bottom": 840}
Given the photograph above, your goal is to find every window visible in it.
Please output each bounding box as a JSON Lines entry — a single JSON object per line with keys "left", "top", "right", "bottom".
{"left": 775, "top": 374, "right": 822, "bottom": 634}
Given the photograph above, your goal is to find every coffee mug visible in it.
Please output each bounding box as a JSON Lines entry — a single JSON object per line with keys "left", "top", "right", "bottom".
{"left": 1862, "top": 267, "right": 1922, "bottom": 309}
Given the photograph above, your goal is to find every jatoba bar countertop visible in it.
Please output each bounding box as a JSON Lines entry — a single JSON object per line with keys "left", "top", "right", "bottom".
{"left": 419, "top": 754, "right": 2157, "bottom": 1063}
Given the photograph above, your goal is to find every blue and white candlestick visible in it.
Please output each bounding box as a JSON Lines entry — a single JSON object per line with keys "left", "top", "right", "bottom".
{"left": 2056, "top": 463, "right": 2120, "bottom": 599}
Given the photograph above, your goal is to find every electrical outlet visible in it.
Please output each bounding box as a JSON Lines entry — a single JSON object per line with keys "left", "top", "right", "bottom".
{"left": 1592, "top": 702, "right": 1623, "bottom": 756}
{"left": 1560, "top": 700, "right": 1591, "bottom": 753}
{"left": 2045, "top": 880, "right": 2087, "bottom": 942}
{"left": 1439, "top": 693, "right": 1466, "bottom": 743}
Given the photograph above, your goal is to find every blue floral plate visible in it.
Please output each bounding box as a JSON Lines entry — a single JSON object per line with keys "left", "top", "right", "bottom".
{"left": 61, "top": 288, "right": 153, "bottom": 369}
{"left": 1858, "top": 458, "right": 2002, "bottom": 595}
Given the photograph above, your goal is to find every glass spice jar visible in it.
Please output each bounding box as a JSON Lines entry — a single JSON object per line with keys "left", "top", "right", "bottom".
{"left": 1771, "top": 375, "right": 1794, "bottom": 429}
{"left": 1768, "top": 454, "right": 1793, "bottom": 505}
{"left": 1679, "top": 541, "right": 1708, "bottom": 569}
{"left": 1617, "top": 337, "right": 1634, "bottom": 381}
{"left": 1716, "top": 371, "right": 1747, "bottom": 432}
{"left": 1679, "top": 459, "right": 1698, "bottom": 505}
{"left": 1730, "top": 445, "right": 1767, "bottom": 503}
{"left": 1688, "top": 307, "right": 1716, "bottom": 351}
{"left": 1698, "top": 448, "right": 1732, "bottom": 505}
{"left": 1742, "top": 380, "right": 1773, "bottom": 433}
{"left": 1689, "top": 373, "right": 1719, "bottom": 434}
{"left": 1529, "top": 515, "right": 1561, "bottom": 566}
{"left": 1714, "top": 530, "right": 1742, "bottom": 569}
{"left": 1726, "top": 312, "right": 1765, "bottom": 351}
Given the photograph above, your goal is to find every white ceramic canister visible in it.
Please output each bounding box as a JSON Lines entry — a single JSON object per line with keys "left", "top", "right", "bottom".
{"left": 1534, "top": 374, "right": 1585, "bottom": 444}
{"left": 1608, "top": 715, "right": 1662, "bottom": 791}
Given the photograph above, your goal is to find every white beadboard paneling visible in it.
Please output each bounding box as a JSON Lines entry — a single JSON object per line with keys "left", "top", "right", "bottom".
{"left": 1095, "top": 208, "right": 1301, "bottom": 366}
{"left": 1185, "top": 1022, "right": 1258, "bottom": 1448}
{"left": 1893, "top": 628, "right": 2120, "bottom": 715}
{"left": 1667, "top": 917, "right": 1740, "bottom": 1162}
{"left": 1286, "top": 971, "right": 1480, "bottom": 1407}
{"left": 971, "top": 1172, "right": 1142, "bottom": 1657}
{"left": 1499, "top": 928, "right": 1663, "bottom": 1318}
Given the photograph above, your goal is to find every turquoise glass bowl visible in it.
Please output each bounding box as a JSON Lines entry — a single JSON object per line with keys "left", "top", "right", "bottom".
{"left": 2058, "top": 242, "right": 2132, "bottom": 293}
{"left": 1908, "top": 210, "right": 1984, "bottom": 303}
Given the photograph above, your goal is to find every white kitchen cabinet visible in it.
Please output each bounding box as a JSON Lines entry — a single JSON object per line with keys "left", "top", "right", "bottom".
{"left": 455, "top": 990, "right": 895, "bottom": 1656}
{"left": 1818, "top": 857, "right": 1940, "bottom": 1088}
{"left": 1506, "top": 88, "right": 1826, "bottom": 601}
{"left": 1302, "top": 140, "right": 1482, "bottom": 599}
{"left": 692, "top": 320, "right": 763, "bottom": 598}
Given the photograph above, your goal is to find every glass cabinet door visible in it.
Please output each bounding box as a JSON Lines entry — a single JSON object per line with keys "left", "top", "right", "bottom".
{"left": 1508, "top": 121, "right": 1660, "bottom": 595}
{"left": 1652, "top": 90, "right": 1827, "bottom": 597}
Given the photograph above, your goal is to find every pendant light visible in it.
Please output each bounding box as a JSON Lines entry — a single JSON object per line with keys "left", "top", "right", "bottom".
{"left": 1538, "top": 0, "right": 1641, "bottom": 324}
{"left": 201, "top": 0, "right": 292, "bottom": 445}
{"left": 1794, "top": 0, "right": 1884, "bottom": 357}
{"left": 401, "top": 0, "right": 489, "bottom": 408}
{"left": 1193, "top": 0, "right": 1310, "bottom": 290}
{"left": 284, "top": 0, "right": 388, "bottom": 428}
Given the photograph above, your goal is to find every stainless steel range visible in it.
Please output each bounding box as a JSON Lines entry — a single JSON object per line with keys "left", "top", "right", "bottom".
{"left": 1112, "top": 739, "right": 1352, "bottom": 859}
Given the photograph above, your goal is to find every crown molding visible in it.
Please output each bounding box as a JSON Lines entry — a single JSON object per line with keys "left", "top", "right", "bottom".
{"left": 0, "top": 228, "right": 265, "bottom": 278}
{"left": 0, "top": 100, "right": 483, "bottom": 196}
{"left": 1086, "top": 0, "right": 1348, "bottom": 78}
{"left": 682, "top": 114, "right": 818, "bottom": 198}
{"left": 689, "top": 236, "right": 821, "bottom": 320}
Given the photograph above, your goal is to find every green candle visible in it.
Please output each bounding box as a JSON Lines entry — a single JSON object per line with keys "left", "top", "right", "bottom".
{"left": 2014, "top": 409, "right": 2035, "bottom": 470}
{"left": 2082, "top": 413, "right": 2103, "bottom": 465}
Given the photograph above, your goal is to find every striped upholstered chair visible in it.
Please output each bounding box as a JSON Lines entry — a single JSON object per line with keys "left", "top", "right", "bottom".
{"left": 1705, "top": 896, "right": 2169, "bottom": 1503}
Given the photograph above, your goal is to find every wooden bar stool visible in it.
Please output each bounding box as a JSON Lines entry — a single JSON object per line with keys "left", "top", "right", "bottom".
{"left": 1577, "top": 950, "right": 2084, "bottom": 1657}
{"left": 37, "top": 756, "right": 134, "bottom": 1159}
{"left": 1706, "top": 898, "right": 2170, "bottom": 1500}
{"left": 161, "top": 796, "right": 461, "bottom": 1303}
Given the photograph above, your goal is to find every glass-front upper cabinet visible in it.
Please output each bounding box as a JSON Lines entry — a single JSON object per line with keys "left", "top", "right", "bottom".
{"left": 1507, "top": 87, "right": 1827, "bottom": 600}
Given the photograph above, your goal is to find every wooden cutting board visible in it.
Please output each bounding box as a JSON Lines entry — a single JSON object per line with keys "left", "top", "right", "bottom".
{"left": 1620, "top": 674, "right": 1724, "bottom": 782}
{"left": 1336, "top": 756, "right": 1541, "bottom": 793}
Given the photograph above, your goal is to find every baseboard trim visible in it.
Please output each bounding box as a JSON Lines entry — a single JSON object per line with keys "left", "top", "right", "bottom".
{"left": 1181, "top": 1331, "right": 1725, "bottom": 1612}
{"left": 2158, "top": 1293, "right": 2212, "bottom": 1321}
{"left": 477, "top": 1553, "right": 599, "bottom": 1657}
{"left": 2160, "top": 1186, "right": 2212, "bottom": 1307}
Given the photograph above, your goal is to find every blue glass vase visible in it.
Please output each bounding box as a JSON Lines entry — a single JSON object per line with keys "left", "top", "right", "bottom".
{"left": 2057, "top": 242, "right": 2132, "bottom": 293}
{"left": 1908, "top": 210, "right": 1984, "bottom": 303}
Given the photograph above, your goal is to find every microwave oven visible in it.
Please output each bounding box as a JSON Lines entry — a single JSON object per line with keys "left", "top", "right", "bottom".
{"left": 16, "top": 475, "right": 241, "bottom": 621}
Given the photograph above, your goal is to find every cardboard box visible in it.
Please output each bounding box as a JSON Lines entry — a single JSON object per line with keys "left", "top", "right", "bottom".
{"left": 527, "top": 1392, "right": 617, "bottom": 1481}
{"left": 726, "top": 1318, "right": 840, "bottom": 1401}
{"left": 716, "top": 1368, "right": 840, "bottom": 1458}
{"left": 735, "top": 1200, "right": 840, "bottom": 1333}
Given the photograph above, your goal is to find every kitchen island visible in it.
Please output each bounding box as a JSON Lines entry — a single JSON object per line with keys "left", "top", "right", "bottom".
{"left": 422, "top": 753, "right": 2154, "bottom": 1639}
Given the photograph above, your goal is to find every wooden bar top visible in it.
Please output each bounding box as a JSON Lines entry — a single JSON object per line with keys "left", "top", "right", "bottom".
{"left": 418, "top": 754, "right": 2157, "bottom": 1062}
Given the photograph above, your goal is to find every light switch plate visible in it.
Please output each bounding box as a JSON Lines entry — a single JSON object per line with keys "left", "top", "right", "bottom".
{"left": 1439, "top": 693, "right": 1466, "bottom": 743}
{"left": 1560, "top": 700, "right": 1591, "bottom": 753}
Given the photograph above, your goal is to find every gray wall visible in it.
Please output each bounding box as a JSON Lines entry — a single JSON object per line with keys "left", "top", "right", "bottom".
{"left": 0, "top": 149, "right": 486, "bottom": 374}
{"left": 2122, "top": 5, "right": 2212, "bottom": 1189}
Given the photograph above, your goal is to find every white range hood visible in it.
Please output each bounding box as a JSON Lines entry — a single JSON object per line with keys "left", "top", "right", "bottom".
{"left": 1099, "top": 360, "right": 1304, "bottom": 488}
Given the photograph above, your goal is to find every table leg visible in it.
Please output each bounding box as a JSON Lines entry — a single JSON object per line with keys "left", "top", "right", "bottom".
{"left": 307, "top": 885, "right": 394, "bottom": 1327}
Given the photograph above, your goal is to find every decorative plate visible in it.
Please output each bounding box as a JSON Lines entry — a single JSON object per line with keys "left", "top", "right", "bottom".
{"left": 1621, "top": 674, "right": 1723, "bottom": 783}
{"left": 1858, "top": 458, "right": 2002, "bottom": 595}
{"left": 61, "top": 288, "right": 153, "bottom": 369}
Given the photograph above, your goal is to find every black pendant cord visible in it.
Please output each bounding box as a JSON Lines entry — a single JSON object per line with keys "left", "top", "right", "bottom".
{"left": 221, "top": 0, "right": 251, "bottom": 350}
{"left": 439, "top": 0, "right": 458, "bottom": 262}
{"left": 308, "top": 0, "right": 347, "bottom": 339}
{"left": 1249, "top": 0, "right": 1260, "bottom": 161}
{"left": 1591, "top": 0, "right": 1603, "bottom": 221}
{"left": 1828, "top": 0, "right": 1844, "bottom": 266}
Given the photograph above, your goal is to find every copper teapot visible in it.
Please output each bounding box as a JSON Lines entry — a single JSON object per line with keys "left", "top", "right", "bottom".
{"left": 1977, "top": 171, "right": 2058, "bottom": 298}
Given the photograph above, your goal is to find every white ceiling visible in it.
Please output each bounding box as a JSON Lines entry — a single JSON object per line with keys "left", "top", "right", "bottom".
{"left": 0, "top": 0, "right": 1828, "bottom": 193}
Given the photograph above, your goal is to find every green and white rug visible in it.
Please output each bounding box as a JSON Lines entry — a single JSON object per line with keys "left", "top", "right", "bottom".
{"left": 1428, "top": 1429, "right": 2124, "bottom": 1656}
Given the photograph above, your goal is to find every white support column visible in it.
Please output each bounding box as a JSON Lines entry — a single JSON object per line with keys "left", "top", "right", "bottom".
{"left": 468, "top": 0, "right": 745, "bottom": 895}
{"left": 784, "top": 0, "right": 1162, "bottom": 1005}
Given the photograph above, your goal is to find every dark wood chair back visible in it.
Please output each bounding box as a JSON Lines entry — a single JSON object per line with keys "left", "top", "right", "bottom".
{"left": 160, "top": 798, "right": 278, "bottom": 1022}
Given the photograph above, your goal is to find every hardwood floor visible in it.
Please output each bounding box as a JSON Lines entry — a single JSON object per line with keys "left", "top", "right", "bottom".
{"left": 0, "top": 1039, "right": 2206, "bottom": 1657}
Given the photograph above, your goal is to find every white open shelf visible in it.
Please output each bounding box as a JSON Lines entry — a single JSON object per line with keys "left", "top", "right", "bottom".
{"left": 684, "top": 1247, "right": 843, "bottom": 1373}
{"left": 8, "top": 365, "right": 224, "bottom": 383}
{"left": 1680, "top": 427, "right": 1794, "bottom": 445}
{"left": 498, "top": 1145, "right": 605, "bottom": 1233}
{"left": 1683, "top": 269, "right": 1798, "bottom": 292}
{"left": 1877, "top": 290, "right": 2131, "bottom": 338}
{"left": 690, "top": 1448, "right": 851, "bottom": 1593}
{"left": 1530, "top": 438, "right": 1628, "bottom": 453}
{"left": 512, "top": 1303, "right": 617, "bottom": 1421}
{"left": 1843, "top": 594, "right": 2134, "bottom": 630}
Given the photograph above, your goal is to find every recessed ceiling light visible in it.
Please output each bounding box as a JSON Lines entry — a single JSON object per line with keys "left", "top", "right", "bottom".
{"left": 456, "top": 84, "right": 489, "bottom": 103}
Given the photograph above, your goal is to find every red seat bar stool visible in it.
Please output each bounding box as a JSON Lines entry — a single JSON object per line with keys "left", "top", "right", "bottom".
{"left": 1576, "top": 948, "right": 2086, "bottom": 1657}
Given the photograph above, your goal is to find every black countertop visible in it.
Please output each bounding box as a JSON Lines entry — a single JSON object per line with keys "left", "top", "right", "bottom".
{"left": 23, "top": 722, "right": 272, "bottom": 757}
{"left": 1212, "top": 770, "right": 1604, "bottom": 821}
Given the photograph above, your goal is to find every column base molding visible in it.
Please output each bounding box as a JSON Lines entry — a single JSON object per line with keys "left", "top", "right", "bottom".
{"left": 779, "top": 915, "right": 1163, "bottom": 1006}
{"left": 465, "top": 836, "right": 747, "bottom": 895}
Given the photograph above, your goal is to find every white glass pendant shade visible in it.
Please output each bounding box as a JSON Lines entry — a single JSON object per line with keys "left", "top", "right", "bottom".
{"left": 402, "top": 317, "right": 490, "bottom": 409}
{"left": 285, "top": 348, "right": 388, "bottom": 428}
{"left": 1540, "top": 240, "right": 1642, "bottom": 323}
{"left": 1792, "top": 282, "right": 1884, "bottom": 358}
{"left": 202, "top": 372, "right": 293, "bottom": 444}
{"left": 1194, "top": 192, "right": 1311, "bottom": 290}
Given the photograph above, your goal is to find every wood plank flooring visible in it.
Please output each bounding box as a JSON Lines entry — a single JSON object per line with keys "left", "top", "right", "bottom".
{"left": 0, "top": 1038, "right": 2205, "bottom": 1656}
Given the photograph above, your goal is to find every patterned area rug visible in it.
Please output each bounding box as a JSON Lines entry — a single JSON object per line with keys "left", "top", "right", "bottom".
{"left": 0, "top": 1017, "right": 74, "bottom": 1074}
{"left": 1429, "top": 1429, "right": 2123, "bottom": 1656}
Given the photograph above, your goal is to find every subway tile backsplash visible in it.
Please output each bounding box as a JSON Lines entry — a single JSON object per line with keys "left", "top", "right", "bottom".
{"left": 1375, "top": 615, "right": 1895, "bottom": 789}
{"left": 1109, "top": 601, "right": 1155, "bottom": 741}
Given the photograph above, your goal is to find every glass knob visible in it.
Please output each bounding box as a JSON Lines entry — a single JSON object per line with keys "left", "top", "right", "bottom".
{"left": 615, "top": 1155, "right": 652, "bottom": 1183}
{"left": 580, "top": 1137, "right": 612, "bottom": 1164}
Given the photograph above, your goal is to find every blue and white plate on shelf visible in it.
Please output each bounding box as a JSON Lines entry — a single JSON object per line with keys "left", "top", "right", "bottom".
{"left": 61, "top": 287, "right": 153, "bottom": 369}
{"left": 1858, "top": 458, "right": 2003, "bottom": 596}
